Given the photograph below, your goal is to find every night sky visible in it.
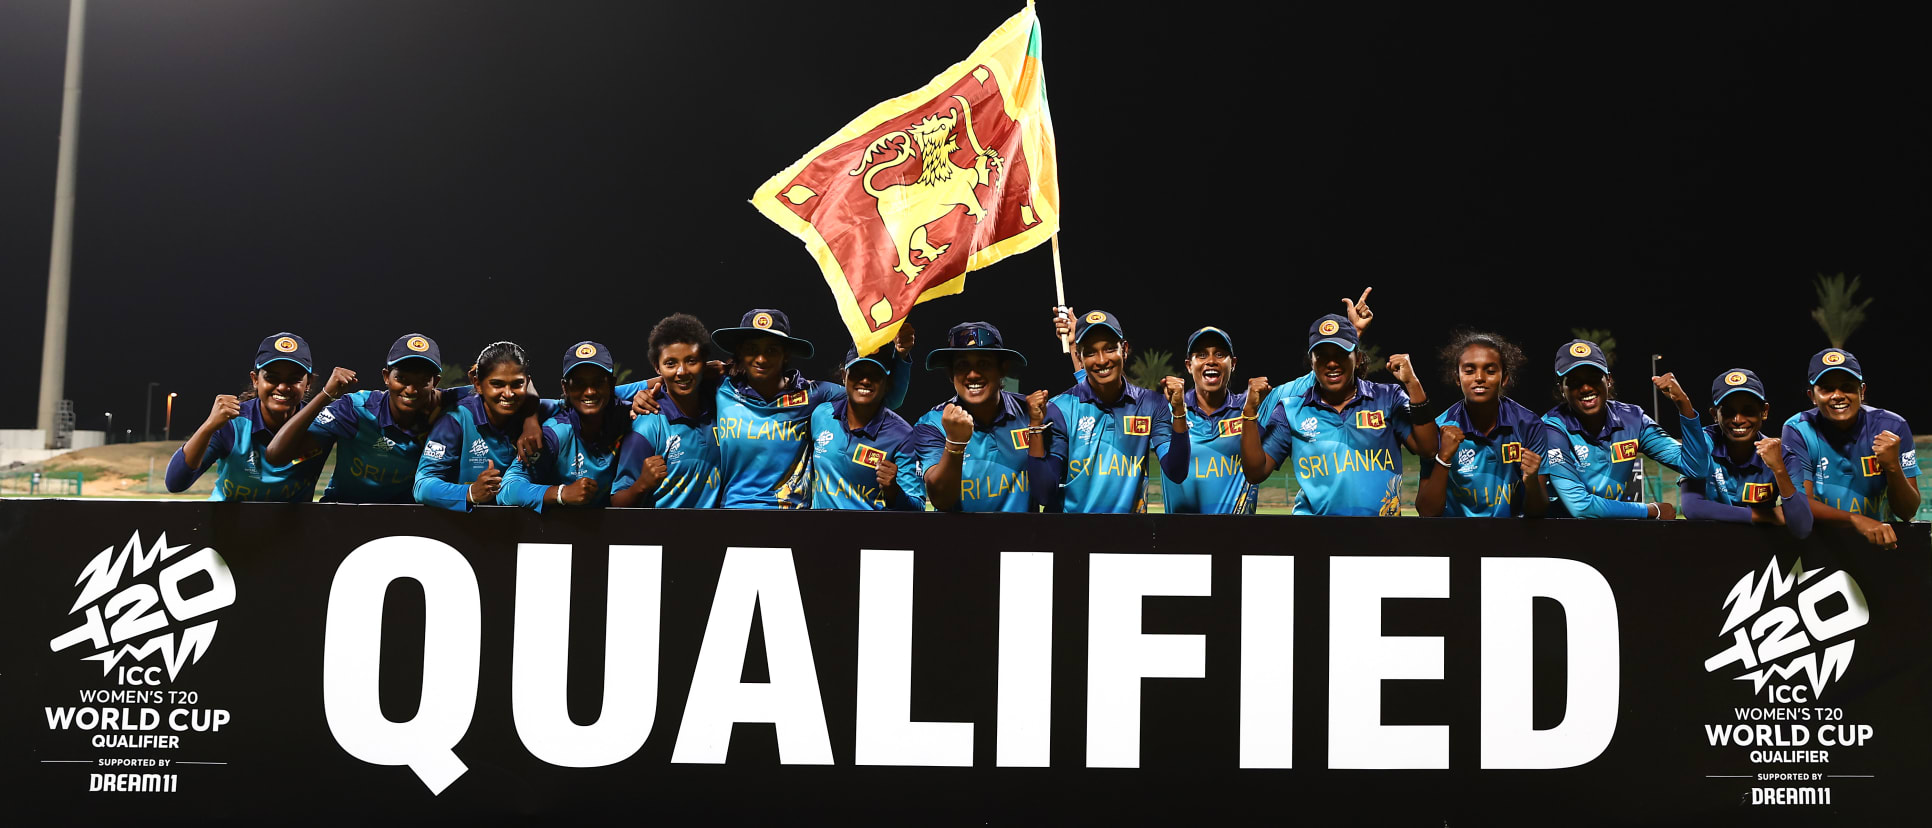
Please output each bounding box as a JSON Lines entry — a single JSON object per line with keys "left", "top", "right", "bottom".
{"left": 2, "top": 1, "right": 1925, "bottom": 441}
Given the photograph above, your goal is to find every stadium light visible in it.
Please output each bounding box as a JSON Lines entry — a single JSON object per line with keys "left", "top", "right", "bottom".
{"left": 104, "top": 411, "right": 112, "bottom": 444}
{"left": 165, "top": 392, "right": 178, "bottom": 441}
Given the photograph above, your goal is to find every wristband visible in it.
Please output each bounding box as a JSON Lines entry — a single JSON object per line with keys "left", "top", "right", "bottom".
{"left": 1405, "top": 398, "right": 1433, "bottom": 426}
{"left": 946, "top": 447, "right": 966, "bottom": 457}
{"left": 1241, "top": 412, "right": 1259, "bottom": 421}
{"left": 944, "top": 437, "right": 970, "bottom": 447}
{"left": 1434, "top": 452, "right": 1454, "bottom": 468}
{"left": 1026, "top": 425, "right": 1049, "bottom": 434}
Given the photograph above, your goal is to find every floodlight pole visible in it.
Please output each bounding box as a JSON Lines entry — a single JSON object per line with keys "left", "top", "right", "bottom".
{"left": 35, "top": 0, "right": 88, "bottom": 449}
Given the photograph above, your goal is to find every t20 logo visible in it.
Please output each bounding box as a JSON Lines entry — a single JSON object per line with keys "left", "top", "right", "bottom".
{"left": 1704, "top": 558, "right": 1864, "bottom": 702}
{"left": 49, "top": 532, "right": 236, "bottom": 680}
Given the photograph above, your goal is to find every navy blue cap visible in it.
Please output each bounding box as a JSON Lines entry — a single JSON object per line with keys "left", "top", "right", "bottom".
{"left": 1307, "top": 314, "right": 1358, "bottom": 353}
{"left": 1185, "top": 325, "right": 1236, "bottom": 357}
{"left": 1073, "top": 309, "right": 1126, "bottom": 345}
{"left": 1711, "top": 369, "right": 1766, "bottom": 405}
{"left": 925, "top": 322, "right": 1028, "bottom": 371}
{"left": 562, "top": 341, "right": 615, "bottom": 377}
{"left": 1807, "top": 349, "right": 1863, "bottom": 385}
{"left": 254, "top": 332, "right": 314, "bottom": 372}
{"left": 386, "top": 333, "right": 441, "bottom": 372}
{"left": 1555, "top": 340, "right": 1610, "bottom": 377}
{"left": 712, "top": 308, "right": 814, "bottom": 359}
{"left": 842, "top": 345, "right": 893, "bottom": 377}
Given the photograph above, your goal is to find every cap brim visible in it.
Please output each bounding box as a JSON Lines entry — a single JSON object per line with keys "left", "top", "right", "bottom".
{"left": 1308, "top": 337, "right": 1357, "bottom": 353}
{"left": 255, "top": 356, "right": 312, "bottom": 372}
{"left": 1556, "top": 360, "right": 1611, "bottom": 377}
{"left": 842, "top": 356, "right": 892, "bottom": 376}
{"left": 1809, "top": 366, "right": 1863, "bottom": 384}
{"left": 1713, "top": 387, "right": 1766, "bottom": 405}
{"left": 1076, "top": 323, "right": 1126, "bottom": 344}
{"left": 925, "top": 347, "right": 1028, "bottom": 371}
{"left": 386, "top": 354, "right": 441, "bottom": 372}
{"left": 712, "top": 328, "right": 814, "bottom": 359}
{"left": 562, "top": 360, "right": 615, "bottom": 377}
{"left": 1186, "top": 330, "right": 1233, "bottom": 355}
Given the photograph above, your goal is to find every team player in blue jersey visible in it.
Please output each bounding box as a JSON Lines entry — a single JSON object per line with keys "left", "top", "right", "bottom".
{"left": 1164, "top": 326, "right": 1261, "bottom": 513}
{"left": 1781, "top": 349, "right": 1918, "bottom": 549}
{"left": 168, "top": 332, "right": 329, "bottom": 501}
{"left": 262, "top": 333, "right": 451, "bottom": 503}
{"left": 809, "top": 346, "right": 926, "bottom": 510}
{"left": 499, "top": 341, "right": 631, "bottom": 511}
{"left": 1038, "top": 310, "right": 1186, "bottom": 513}
{"left": 612, "top": 314, "right": 722, "bottom": 508}
{"left": 1536, "top": 339, "right": 1707, "bottom": 519}
{"left": 414, "top": 342, "right": 545, "bottom": 511}
{"left": 1675, "top": 369, "right": 1811, "bottom": 536}
{"left": 704, "top": 308, "right": 911, "bottom": 509}
{"left": 914, "top": 322, "right": 1052, "bottom": 512}
{"left": 1241, "top": 314, "right": 1439, "bottom": 516}
{"left": 1415, "top": 331, "right": 1549, "bottom": 517}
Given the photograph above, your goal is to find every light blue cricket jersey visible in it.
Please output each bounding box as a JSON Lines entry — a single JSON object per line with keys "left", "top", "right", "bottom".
{"left": 1782, "top": 405, "right": 1918, "bottom": 519}
{"left": 809, "top": 399, "right": 925, "bottom": 510}
{"left": 1260, "top": 377, "right": 1415, "bottom": 516}
{"left": 1539, "top": 401, "right": 1708, "bottom": 519}
{"left": 611, "top": 385, "right": 721, "bottom": 509}
{"left": 1684, "top": 424, "right": 1784, "bottom": 507}
{"left": 714, "top": 363, "right": 908, "bottom": 509}
{"left": 1418, "top": 398, "right": 1547, "bottom": 517}
{"left": 166, "top": 398, "right": 326, "bottom": 502}
{"left": 1043, "top": 380, "right": 1178, "bottom": 513}
{"left": 911, "top": 391, "right": 1040, "bottom": 512}
{"left": 306, "top": 388, "right": 456, "bottom": 504}
{"left": 414, "top": 381, "right": 647, "bottom": 511}
{"left": 499, "top": 407, "right": 629, "bottom": 512}
{"left": 1165, "top": 389, "right": 1259, "bottom": 514}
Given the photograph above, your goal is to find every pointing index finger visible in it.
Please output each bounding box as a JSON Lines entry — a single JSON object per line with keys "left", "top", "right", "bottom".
{"left": 1357, "top": 286, "right": 1373, "bottom": 306}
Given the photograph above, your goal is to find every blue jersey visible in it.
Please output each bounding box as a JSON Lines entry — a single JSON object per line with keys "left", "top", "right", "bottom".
{"left": 1782, "top": 406, "right": 1918, "bottom": 519}
{"left": 1418, "top": 398, "right": 1548, "bottom": 517}
{"left": 1682, "top": 424, "right": 1783, "bottom": 507}
{"left": 611, "top": 386, "right": 721, "bottom": 509}
{"left": 307, "top": 389, "right": 446, "bottom": 503}
{"left": 1043, "top": 381, "right": 1177, "bottom": 513}
{"left": 911, "top": 391, "right": 1040, "bottom": 513}
{"left": 713, "top": 362, "right": 909, "bottom": 509}
{"left": 1260, "top": 378, "right": 1415, "bottom": 516}
{"left": 808, "top": 400, "right": 925, "bottom": 510}
{"left": 413, "top": 382, "right": 648, "bottom": 512}
{"left": 499, "top": 408, "right": 629, "bottom": 511}
{"left": 1539, "top": 401, "right": 1708, "bottom": 519}
{"left": 166, "top": 398, "right": 326, "bottom": 502}
{"left": 1164, "top": 389, "right": 1259, "bottom": 515}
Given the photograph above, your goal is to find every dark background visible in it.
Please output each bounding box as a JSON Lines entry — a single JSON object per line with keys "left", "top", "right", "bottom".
{"left": 2, "top": 1, "right": 1925, "bottom": 439}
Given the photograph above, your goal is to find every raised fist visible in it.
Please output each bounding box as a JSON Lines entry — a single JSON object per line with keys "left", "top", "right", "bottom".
{"left": 1244, "top": 376, "right": 1273, "bottom": 418}
{"left": 941, "top": 403, "right": 974, "bottom": 445}
{"left": 207, "top": 395, "right": 241, "bottom": 425}
{"left": 1873, "top": 430, "right": 1902, "bottom": 471}
{"left": 559, "top": 477, "right": 602, "bottom": 506}
{"left": 1436, "top": 425, "right": 1465, "bottom": 465}
{"left": 323, "top": 367, "right": 358, "bottom": 399}
{"left": 1754, "top": 437, "right": 1785, "bottom": 474}
{"left": 1026, "top": 390, "right": 1050, "bottom": 427}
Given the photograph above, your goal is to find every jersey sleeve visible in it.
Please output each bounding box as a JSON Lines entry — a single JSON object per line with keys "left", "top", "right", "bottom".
{"left": 1780, "top": 422, "right": 1814, "bottom": 487}
{"left": 884, "top": 357, "right": 911, "bottom": 410}
{"left": 1390, "top": 386, "right": 1415, "bottom": 444}
{"left": 1539, "top": 422, "right": 1649, "bottom": 519}
{"left": 912, "top": 419, "right": 947, "bottom": 471}
{"left": 614, "top": 381, "right": 653, "bottom": 406}
{"left": 414, "top": 413, "right": 472, "bottom": 512}
{"left": 308, "top": 395, "right": 361, "bottom": 444}
{"left": 814, "top": 379, "right": 849, "bottom": 404}
{"left": 888, "top": 433, "right": 927, "bottom": 511}
{"left": 1261, "top": 404, "right": 1296, "bottom": 466}
{"left": 1891, "top": 417, "right": 1919, "bottom": 479}
{"left": 1641, "top": 411, "right": 1709, "bottom": 479}
{"left": 165, "top": 421, "right": 232, "bottom": 493}
{"left": 497, "top": 428, "right": 561, "bottom": 512}
{"left": 609, "top": 417, "right": 661, "bottom": 500}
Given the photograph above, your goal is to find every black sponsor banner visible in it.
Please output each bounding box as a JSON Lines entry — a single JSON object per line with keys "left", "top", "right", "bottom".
{"left": 3, "top": 500, "right": 1928, "bottom": 824}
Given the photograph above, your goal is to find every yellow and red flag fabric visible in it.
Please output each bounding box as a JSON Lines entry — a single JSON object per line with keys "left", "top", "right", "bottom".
{"left": 751, "top": 4, "right": 1060, "bottom": 355}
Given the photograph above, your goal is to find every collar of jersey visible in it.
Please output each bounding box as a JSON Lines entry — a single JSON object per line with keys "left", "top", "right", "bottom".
{"left": 1300, "top": 377, "right": 1373, "bottom": 411}
{"left": 1071, "top": 378, "right": 1145, "bottom": 409}
{"left": 729, "top": 369, "right": 807, "bottom": 403}
{"left": 1185, "top": 388, "right": 1240, "bottom": 418}
{"left": 1549, "top": 399, "right": 1633, "bottom": 441}
{"left": 1703, "top": 424, "right": 1769, "bottom": 472}
{"left": 1444, "top": 397, "right": 1533, "bottom": 440}
{"left": 654, "top": 382, "right": 711, "bottom": 423}
{"left": 457, "top": 392, "right": 518, "bottom": 439}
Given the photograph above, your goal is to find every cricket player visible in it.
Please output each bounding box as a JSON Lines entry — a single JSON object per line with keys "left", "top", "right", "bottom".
{"left": 1781, "top": 348, "right": 1918, "bottom": 548}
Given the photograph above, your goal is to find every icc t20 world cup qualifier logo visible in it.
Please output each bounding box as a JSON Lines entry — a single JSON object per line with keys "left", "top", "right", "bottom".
{"left": 1703, "top": 557, "right": 1866, "bottom": 702}
{"left": 48, "top": 532, "right": 236, "bottom": 679}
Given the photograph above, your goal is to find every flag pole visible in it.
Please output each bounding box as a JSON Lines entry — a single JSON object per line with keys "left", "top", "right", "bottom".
{"left": 1051, "top": 233, "right": 1069, "bottom": 352}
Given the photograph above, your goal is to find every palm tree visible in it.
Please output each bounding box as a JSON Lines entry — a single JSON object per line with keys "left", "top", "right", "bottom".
{"left": 1353, "top": 343, "right": 1386, "bottom": 378}
{"left": 1810, "top": 272, "right": 1871, "bottom": 349}
{"left": 1126, "top": 348, "right": 1177, "bottom": 390}
{"left": 1569, "top": 328, "right": 1617, "bottom": 367}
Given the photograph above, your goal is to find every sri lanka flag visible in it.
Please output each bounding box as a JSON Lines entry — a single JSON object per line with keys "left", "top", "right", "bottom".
{"left": 751, "top": 4, "right": 1060, "bottom": 355}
